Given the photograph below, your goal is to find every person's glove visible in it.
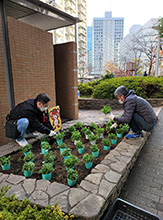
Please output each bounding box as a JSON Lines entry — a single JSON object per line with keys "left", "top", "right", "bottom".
{"left": 110, "top": 123, "right": 118, "bottom": 130}
{"left": 106, "top": 113, "right": 115, "bottom": 120}
{"left": 49, "top": 130, "right": 56, "bottom": 137}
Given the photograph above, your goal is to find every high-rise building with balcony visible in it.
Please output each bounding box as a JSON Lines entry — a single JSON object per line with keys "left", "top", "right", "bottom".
{"left": 41, "top": 0, "right": 87, "bottom": 77}
{"left": 87, "top": 26, "right": 92, "bottom": 74}
{"left": 92, "top": 11, "right": 124, "bottom": 75}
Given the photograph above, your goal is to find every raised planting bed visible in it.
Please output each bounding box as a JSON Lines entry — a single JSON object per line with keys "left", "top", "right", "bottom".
{"left": 0, "top": 122, "right": 125, "bottom": 186}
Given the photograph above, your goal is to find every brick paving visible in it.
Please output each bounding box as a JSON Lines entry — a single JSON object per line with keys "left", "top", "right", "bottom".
{"left": 120, "top": 107, "right": 163, "bottom": 219}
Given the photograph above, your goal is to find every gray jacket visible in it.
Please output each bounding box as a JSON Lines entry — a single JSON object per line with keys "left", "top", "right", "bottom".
{"left": 116, "top": 90, "right": 157, "bottom": 124}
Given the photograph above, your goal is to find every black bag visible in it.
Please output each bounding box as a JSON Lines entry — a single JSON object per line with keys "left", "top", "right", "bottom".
{"left": 5, "top": 120, "right": 20, "bottom": 139}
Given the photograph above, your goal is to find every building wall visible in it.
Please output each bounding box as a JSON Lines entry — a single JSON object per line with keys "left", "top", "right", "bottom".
{"left": 0, "top": 16, "right": 56, "bottom": 146}
{"left": 0, "top": 16, "right": 10, "bottom": 145}
{"left": 54, "top": 42, "right": 78, "bottom": 120}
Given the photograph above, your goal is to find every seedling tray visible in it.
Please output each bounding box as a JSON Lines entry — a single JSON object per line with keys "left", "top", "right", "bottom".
{"left": 102, "top": 198, "right": 161, "bottom": 220}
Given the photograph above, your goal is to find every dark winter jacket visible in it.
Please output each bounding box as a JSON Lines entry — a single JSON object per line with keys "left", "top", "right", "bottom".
{"left": 6, "top": 99, "right": 53, "bottom": 134}
{"left": 115, "top": 90, "right": 157, "bottom": 124}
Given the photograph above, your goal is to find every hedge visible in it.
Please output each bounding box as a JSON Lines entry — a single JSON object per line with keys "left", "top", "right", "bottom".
{"left": 78, "top": 77, "right": 163, "bottom": 99}
{"left": 0, "top": 185, "right": 74, "bottom": 220}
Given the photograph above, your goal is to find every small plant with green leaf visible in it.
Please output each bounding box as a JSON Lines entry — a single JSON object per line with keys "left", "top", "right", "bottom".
{"left": 55, "top": 132, "right": 65, "bottom": 141}
{"left": 0, "top": 155, "right": 11, "bottom": 166}
{"left": 39, "top": 163, "right": 54, "bottom": 174}
{"left": 24, "top": 152, "right": 34, "bottom": 163}
{"left": 68, "top": 126, "right": 76, "bottom": 133}
{"left": 67, "top": 169, "right": 78, "bottom": 182}
{"left": 84, "top": 128, "right": 92, "bottom": 136}
{"left": 101, "top": 105, "right": 111, "bottom": 115}
{"left": 40, "top": 137, "right": 48, "bottom": 143}
{"left": 71, "top": 131, "right": 81, "bottom": 141}
{"left": 61, "top": 148, "right": 71, "bottom": 157}
{"left": 122, "top": 123, "right": 130, "bottom": 133}
{"left": 94, "top": 127, "right": 104, "bottom": 135}
{"left": 64, "top": 155, "right": 80, "bottom": 169}
{"left": 116, "top": 127, "right": 124, "bottom": 134}
{"left": 41, "top": 142, "right": 51, "bottom": 151}
{"left": 82, "top": 153, "right": 94, "bottom": 163}
{"left": 44, "top": 151, "right": 56, "bottom": 163}
{"left": 21, "top": 144, "right": 32, "bottom": 153}
{"left": 102, "top": 138, "right": 111, "bottom": 146}
{"left": 90, "top": 144, "right": 99, "bottom": 152}
{"left": 106, "top": 120, "right": 113, "bottom": 132}
{"left": 108, "top": 133, "right": 117, "bottom": 140}
{"left": 76, "top": 141, "right": 84, "bottom": 149}
{"left": 57, "top": 142, "right": 67, "bottom": 149}
{"left": 74, "top": 122, "right": 83, "bottom": 129}
{"left": 90, "top": 122, "right": 98, "bottom": 129}
{"left": 81, "top": 126, "right": 88, "bottom": 134}
{"left": 22, "top": 161, "right": 35, "bottom": 172}
{"left": 88, "top": 133, "right": 99, "bottom": 141}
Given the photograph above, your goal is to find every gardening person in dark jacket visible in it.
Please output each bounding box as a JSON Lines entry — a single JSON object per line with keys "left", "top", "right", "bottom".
{"left": 6, "top": 93, "right": 56, "bottom": 147}
{"left": 106, "top": 86, "right": 157, "bottom": 139}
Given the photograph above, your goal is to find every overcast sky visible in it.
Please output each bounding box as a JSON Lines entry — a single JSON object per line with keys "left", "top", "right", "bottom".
{"left": 87, "top": 0, "right": 163, "bottom": 37}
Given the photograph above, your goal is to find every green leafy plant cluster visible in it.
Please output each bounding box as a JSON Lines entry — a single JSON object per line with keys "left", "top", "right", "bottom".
{"left": 94, "top": 127, "right": 104, "bottom": 135}
{"left": 39, "top": 163, "right": 54, "bottom": 174}
{"left": 74, "top": 122, "right": 83, "bottom": 129}
{"left": 71, "top": 131, "right": 81, "bottom": 141}
{"left": 108, "top": 133, "right": 117, "bottom": 140}
{"left": 55, "top": 132, "right": 65, "bottom": 141}
{"left": 67, "top": 169, "right": 78, "bottom": 182}
{"left": 88, "top": 134, "right": 99, "bottom": 141}
{"left": 90, "top": 122, "right": 98, "bottom": 129}
{"left": 90, "top": 144, "right": 99, "bottom": 152}
{"left": 100, "top": 105, "right": 111, "bottom": 114}
{"left": 21, "top": 144, "right": 32, "bottom": 153}
{"left": 61, "top": 148, "right": 71, "bottom": 157}
{"left": 64, "top": 155, "right": 80, "bottom": 169}
{"left": 0, "top": 156, "right": 11, "bottom": 166}
{"left": 24, "top": 152, "right": 34, "bottom": 163}
{"left": 102, "top": 138, "right": 111, "bottom": 146}
{"left": 0, "top": 185, "right": 74, "bottom": 220}
{"left": 68, "top": 126, "right": 76, "bottom": 133}
{"left": 44, "top": 151, "right": 56, "bottom": 163}
{"left": 41, "top": 142, "right": 51, "bottom": 150}
{"left": 75, "top": 141, "right": 84, "bottom": 149}
{"left": 57, "top": 143, "right": 67, "bottom": 149}
{"left": 82, "top": 153, "right": 94, "bottom": 163}
{"left": 22, "top": 162, "right": 35, "bottom": 172}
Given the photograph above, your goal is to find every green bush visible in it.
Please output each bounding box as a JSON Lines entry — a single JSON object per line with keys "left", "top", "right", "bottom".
{"left": 0, "top": 185, "right": 74, "bottom": 219}
{"left": 92, "top": 76, "right": 163, "bottom": 99}
{"left": 78, "top": 83, "right": 93, "bottom": 97}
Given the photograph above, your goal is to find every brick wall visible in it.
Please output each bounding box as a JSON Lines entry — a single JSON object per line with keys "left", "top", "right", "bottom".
{"left": 0, "top": 16, "right": 56, "bottom": 146}
{"left": 54, "top": 42, "right": 78, "bottom": 120}
{"left": 0, "top": 16, "right": 10, "bottom": 145}
{"left": 7, "top": 17, "right": 56, "bottom": 106}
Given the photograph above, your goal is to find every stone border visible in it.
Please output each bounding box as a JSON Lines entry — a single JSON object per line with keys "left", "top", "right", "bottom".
{"left": 0, "top": 133, "right": 149, "bottom": 220}
{"left": 79, "top": 98, "right": 163, "bottom": 110}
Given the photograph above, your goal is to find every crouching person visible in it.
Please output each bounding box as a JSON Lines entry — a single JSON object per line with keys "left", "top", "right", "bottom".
{"left": 5, "top": 93, "right": 56, "bottom": 147}
{"left": 106, "top": 86, "right": 157, "bottom": 139}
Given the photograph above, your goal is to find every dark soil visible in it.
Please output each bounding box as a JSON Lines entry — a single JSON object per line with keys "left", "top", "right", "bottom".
{"left": 1, "top": 127, "right": 123, "bottom": 186}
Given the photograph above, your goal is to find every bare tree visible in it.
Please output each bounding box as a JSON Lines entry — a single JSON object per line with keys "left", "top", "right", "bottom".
{"left": 132, "top": 28, "right": 158, "bottom": 76}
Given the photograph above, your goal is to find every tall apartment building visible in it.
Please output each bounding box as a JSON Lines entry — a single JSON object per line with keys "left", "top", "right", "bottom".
{"left": 92, "top": 11, "right": 124, "bottom": 75}
{"left": 87, "top": 26, "right": 92, "bottom": 74}
{"left": 42, "top": 0, "right": 87, "bottom": 76}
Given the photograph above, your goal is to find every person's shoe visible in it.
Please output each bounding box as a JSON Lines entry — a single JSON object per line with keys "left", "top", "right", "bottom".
{"left": 125, "top": 133, "right": 142, "bottom": 139}
{"left": 25, "top": 133, "right": 39, "bottom": 139}
{"left": 16, "top": 139, "right": 28, "bottom": 147}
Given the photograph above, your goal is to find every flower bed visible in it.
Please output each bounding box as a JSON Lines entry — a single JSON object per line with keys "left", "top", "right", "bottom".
{"left": 0, "top": 121, "right": 128, "bottom": 186}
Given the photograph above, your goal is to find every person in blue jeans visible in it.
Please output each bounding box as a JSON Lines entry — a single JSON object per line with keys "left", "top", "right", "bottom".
{"left": 6, "top": 93, "right": 56, "bottom": 147}
{"left": 106, "top": 86, "right": 157, "bottom": 139}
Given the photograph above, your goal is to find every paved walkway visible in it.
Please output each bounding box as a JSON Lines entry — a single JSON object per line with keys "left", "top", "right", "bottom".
{"left": 120, "top": 108, "right": 163, "bottom": 219}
